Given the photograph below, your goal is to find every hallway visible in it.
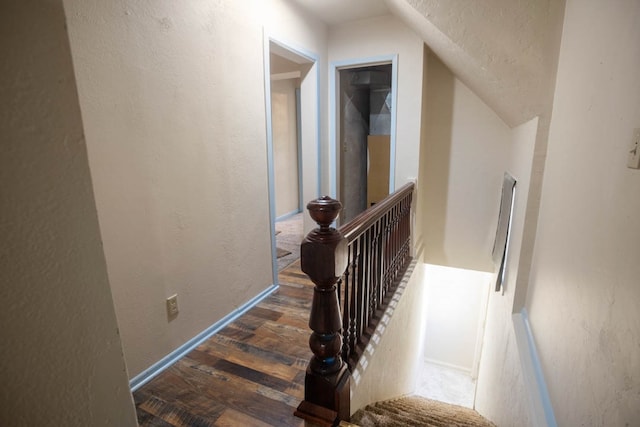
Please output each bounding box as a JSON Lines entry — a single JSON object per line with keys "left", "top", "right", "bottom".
{"left": 275, "top": 213, "right": 304, "bottom": 272}
{"left": 134, "top": 261, "right": 310, "bottom": 426}
{"left": 133, "top": 252, "right": 478, "bottom": 425}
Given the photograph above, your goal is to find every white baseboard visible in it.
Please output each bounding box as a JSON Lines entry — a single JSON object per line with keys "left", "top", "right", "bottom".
{"left": 512, "top": 309, "right": 557, "bottom": 427}
{"left": 424, "top": 358, "right": 473, "bottom": 375}
{"left": 275, "top": 209, "right": 301, "bottom": 222}
{"left": 129, "top": 284, "right": 279, "bottom": 391}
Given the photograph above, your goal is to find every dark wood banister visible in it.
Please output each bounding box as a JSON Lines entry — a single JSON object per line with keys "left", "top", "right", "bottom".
{"left": 295, "top": 182, "right": 415, "bottom": 426}
{"left": 338, "top": 182, "right": 414, "bottom": 369}
{"left": 339, "top": 182, "right": 414, "bottom": 241}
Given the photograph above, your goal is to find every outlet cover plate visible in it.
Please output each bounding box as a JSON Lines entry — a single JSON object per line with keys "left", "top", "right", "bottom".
{"left": 166, "top": 294, "right": 179, "bottom": 318}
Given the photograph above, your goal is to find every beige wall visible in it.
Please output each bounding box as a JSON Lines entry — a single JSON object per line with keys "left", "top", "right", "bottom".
{"left": 386, "top": 0, "right": 565, "bottom": 128}
{"left": 255, "top": 2, "right": 330, "bottom": 236}
{"left": 264, "top": 0, "right": 329, "bottom": 233}
{"left": 0, "top": 0, "right": 136, "bottom": 424}
{"left": 524, "top": 0, "right": 640, "bottom": 424}
{"left": 271, "top": 78, "right": 300, "bottom": 217}
{"left": 417, "top": 50, "right": 544, "bottom": 425}
{"left": 64, "top": 0, "right": 328, "bottom": 377}
{"left": 350, "top": 262, "right": 426, "bottom": 414}
{"left": 419, "top": 53, "right": 511, "bottom": 272}
{"left": 474, "top": 117, "right": 539, "bottom": 425}
{"left": 328, "top": 15, "right": 425, "bottom": 194}
{"left": 422, "top": 265, "right": 492, "bottom": 372}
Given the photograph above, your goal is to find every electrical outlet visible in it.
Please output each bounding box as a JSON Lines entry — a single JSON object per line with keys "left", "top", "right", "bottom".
{"left": 166, "top": 294, "right": 179, "bottom": 318}
{"left": 627, "top": 128, "right": 640, "bottom": 169}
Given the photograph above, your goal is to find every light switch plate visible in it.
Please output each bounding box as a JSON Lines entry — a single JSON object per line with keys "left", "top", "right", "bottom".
{"left": 627, "top": 128, "right": 640, "bottom": 169}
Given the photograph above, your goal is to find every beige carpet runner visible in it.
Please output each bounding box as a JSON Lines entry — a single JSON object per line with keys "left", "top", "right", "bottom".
{"left": 350, "top": 396, "right": 496, "bottom": 427}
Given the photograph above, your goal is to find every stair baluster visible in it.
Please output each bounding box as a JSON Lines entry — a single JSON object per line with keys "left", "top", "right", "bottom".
{"left": 295, "top": 183, "right": 415, "bottom": 425}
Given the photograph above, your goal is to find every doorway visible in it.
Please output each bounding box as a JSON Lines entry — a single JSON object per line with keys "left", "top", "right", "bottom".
{"left": 264, "top": 38, "right": 317, "bottom": 282}
{"left": 332, "top": 60, "right": 397, "bottom": 224}
{"left": 270, "top": 53, "right": 303, "bottom": 219}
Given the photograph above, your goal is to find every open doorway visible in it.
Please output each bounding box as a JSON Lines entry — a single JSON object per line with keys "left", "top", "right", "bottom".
{"left": 270, "top": 52, "right": 303, "bottom": 219}
{"left": 264, "top": 40, "right": 316, "bottom": 278}
{"left": 334, "top": 62, "right": 395, "bottom": 224}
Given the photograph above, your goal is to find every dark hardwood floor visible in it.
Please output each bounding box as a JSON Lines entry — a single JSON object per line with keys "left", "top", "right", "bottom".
{"left": 134, "top": 261, "right": 312, "bottom": 426}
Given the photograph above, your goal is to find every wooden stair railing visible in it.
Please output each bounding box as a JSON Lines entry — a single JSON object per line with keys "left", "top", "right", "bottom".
{"left": 337, "top": 182, "right": 414, "bottom": 370}
{"left": 295, "top": 182, "right": 415, "bottom": 426}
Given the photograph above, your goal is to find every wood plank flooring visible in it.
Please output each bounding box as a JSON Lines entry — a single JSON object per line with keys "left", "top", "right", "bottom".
{"left": 134, "top": 261, "right": 313, "bottom": 426}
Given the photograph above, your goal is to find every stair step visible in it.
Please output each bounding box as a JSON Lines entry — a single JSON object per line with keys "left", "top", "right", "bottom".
{"left": 351, "top": 396, "right": 496, "bottom": 427}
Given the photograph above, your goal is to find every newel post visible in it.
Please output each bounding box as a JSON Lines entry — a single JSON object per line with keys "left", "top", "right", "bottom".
{"left": 294, "top": 196, "right": 350, "bottom": 426}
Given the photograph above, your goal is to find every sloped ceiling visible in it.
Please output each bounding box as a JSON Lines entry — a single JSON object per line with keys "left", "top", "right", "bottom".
{"left": 386, "top": 0, "right": 565, "bottom": 127}
{"left": 290, "top": 0, "right": 565, "bottom": 127}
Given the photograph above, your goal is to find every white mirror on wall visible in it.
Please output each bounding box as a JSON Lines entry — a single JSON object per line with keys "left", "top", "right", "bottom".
{"left": 492, "top": 173, "right": 517, "bottom": 292}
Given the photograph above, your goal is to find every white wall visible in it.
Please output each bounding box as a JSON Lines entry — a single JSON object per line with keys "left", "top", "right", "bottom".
{"left": 386, "top": 0, "right": 565, "bottom": 128}
{"left": 524, "top": 1, "right": 640, "bottom": 424}
{"left": 0, "top": 0, "right": 136, "bottom": 424}
{"left": 419, "top": 53, "right": 511, "bottom": 272}
{"left": 475, "top": 117, "right": 539, "bottom": 425}
{"left": 328, "top": 15, "right": 424, "bottom": 193}
{"left": 271, "top": 78, "right": 300, "bottom": 217}
{"left": 263, "top": 0, "right": 329, "bottom": 233}
{"left": 422, "top": 265, "right": 491, "bottom": 372}
{"left": 350, "top": 263, "right": 426, "bottom": 414}
{"left": 64, "top": 0, "right": 328, "bottom": 377}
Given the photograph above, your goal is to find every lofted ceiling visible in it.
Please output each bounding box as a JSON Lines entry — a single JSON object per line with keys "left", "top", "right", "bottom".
{"left": 289, "top": 0, "right": 565, "bottom": 127}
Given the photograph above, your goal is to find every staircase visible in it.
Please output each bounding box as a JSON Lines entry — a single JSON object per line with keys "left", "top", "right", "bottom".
{"left": 351, "top": 396, "right": 496, "bottom": 427}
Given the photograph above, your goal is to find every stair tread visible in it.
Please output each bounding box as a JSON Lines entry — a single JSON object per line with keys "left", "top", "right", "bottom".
{"left": 351, "top": 396, "right": 496, "bottom": 427}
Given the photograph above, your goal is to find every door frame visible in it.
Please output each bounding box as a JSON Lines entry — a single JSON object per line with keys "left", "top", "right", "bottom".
{"left": 263, "top": 32, "right": 320, "bottom": 283}
{"left": 329, "top": 54, "right": 398, "bottom": 199}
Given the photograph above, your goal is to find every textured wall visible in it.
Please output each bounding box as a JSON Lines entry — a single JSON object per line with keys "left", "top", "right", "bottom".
{"left": 422, "top": 265, "right": 491, "bottom": 372}
{"left": 271, "top": 78, "right": 300, "bottom": 217}
{"left": 264, "top": 0, "right": 330, "bottom": 234}
{"left": 350, "top": 263, "right": 426, "bottom": 414}
{"left": 525, "top": 0, "right": 640, "bottom": 424}
{"left": 339, "top": 69, "right": 370, "bottom": 222}
{"left": 474, "top": 117, "right": 538, "bottom": 425}
{"left": 385, "top": 0, "right": 565, "bottom": 128}
{"left": 63, "top": 0, "right": 328, "bottom": 377}
{"left": 328, "top": 15, "right": 425, "bottom": 194}
{"left": 0, "top": 0, "right": 136, "bottom": 424}
{"left": 419, "top": 53, "right": 511, "bottom": 272}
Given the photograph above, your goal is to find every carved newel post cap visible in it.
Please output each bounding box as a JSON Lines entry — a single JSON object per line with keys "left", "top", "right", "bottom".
{"left": 307, "top": 196, "right": 342, "bottom": 228}
{"left": 301, "top": 197, "right": 348, "bottom": 285}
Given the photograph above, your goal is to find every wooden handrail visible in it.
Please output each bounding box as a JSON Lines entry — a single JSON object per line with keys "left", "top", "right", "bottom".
{"left": 339, "top": 182, "right": 414, "bottom": 241}
{"left": 295, "top": 183, "right": 415, "bottom": 426}
{"left": 337, "top": 182, "right": 414, "bottom": 369}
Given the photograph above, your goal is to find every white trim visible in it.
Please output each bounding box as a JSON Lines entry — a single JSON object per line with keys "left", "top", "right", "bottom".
{"left": 315, "top": 65, "right": 322, "bottom": 198}
{"left": 271, "top": 71, "right": 301, "bottom": 81}
{"left": 130, "top": 284, "right": 279, "bottom": 391}
{"left": 263, "top": 31, "right": 279, "bottom": 285}
{"left": 329, "top": 54, "right": 398, "bottom": 199}
{"left": 265, "top": 37, "right": 323, "bottom": 198}
{"left": 329, "top": 65, "right": 338, "bottom": 198}
{"left": 424, "top": 358, "right": 473, "bottom": 375}
{"left": 295, "top": 87, "right": 303, "bottom": 211}
{"left": 264, "top": 32, "right": 321, "bottom": 281}
{"left": 269, "top": 38, "right": 315, "bottom": 64}
{"left": 513, "top": 309, "right": 557, "bottom": 427}
{"left": 388, "top": 58, "right": 398, "bottom": 192}
{"left": 276, "top": 209, "right": 301, "bottom": 222}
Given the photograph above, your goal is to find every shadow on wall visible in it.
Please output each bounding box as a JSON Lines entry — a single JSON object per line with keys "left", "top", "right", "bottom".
{"left": 420, "top": 54, "right": 454, "bottom": 265}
